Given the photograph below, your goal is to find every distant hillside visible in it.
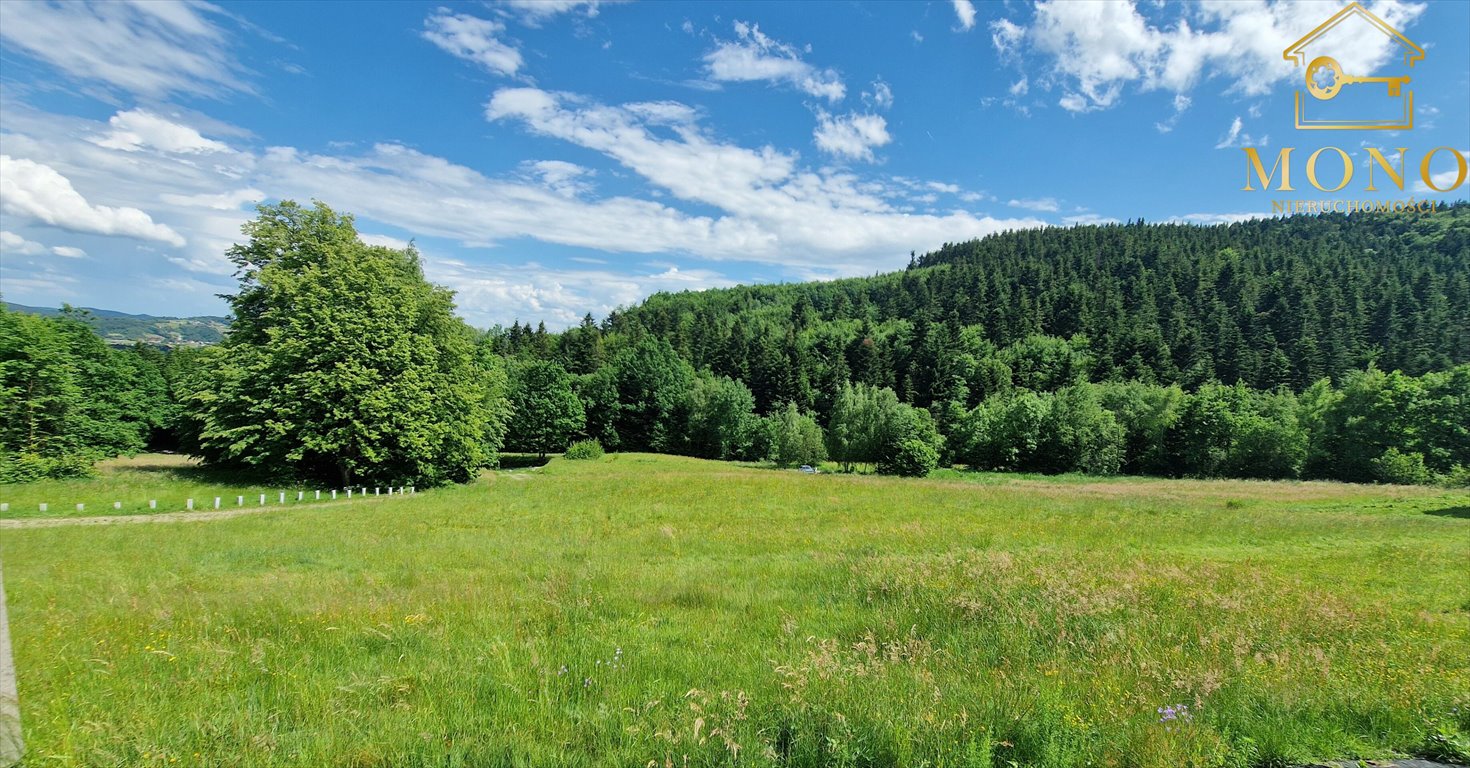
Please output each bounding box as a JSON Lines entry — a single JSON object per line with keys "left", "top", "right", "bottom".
{"left": 5, "top": 303, "right": 230, "bottom": 347}
{"left": 572, "top": 205, "right": 1470, "bottom": 412}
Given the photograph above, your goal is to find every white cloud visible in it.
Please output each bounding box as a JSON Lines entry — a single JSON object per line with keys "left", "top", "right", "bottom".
{"left": 703, "top": 20, "right": 845, "bottom": 102}
{"left": 1154, "top": 93, "right": 1191, "bottom": 133}
{"left": 1, "top": 88, "right": 1045, "bottom": 326}
{"left": 502, "top": 0, "right": 605, "bottom": 26}
{"left": 1213, "top": 116, "right": 1267, "bottom": 149}
{"left": 990, "top": 18, "right": 1024, "bottom": 60}
{"left": 1062, "top": 213, "right": 1120, "bottom": 226}
{"left": 159, "top": 188, "right": 266, "bottom": 210}
{"left": 0, "top": 155, "right": 186, "bottom": 247}
{"left": 0, "top": 0, "right": 250, "bottom": 99}
{"left": 94, "top": 109, "right": 231, "bottom": 154}
{"left": 952, "top": 0, "right": 978, "bottom": 31}
{"left": 996, "top": 0, "right": 1427, "bottom": 113}
{"left": 526, "top": 160, "right": 596, "bottom": 197}
{"left": 423, "top": 9, "right": 523, "bottom": 76}
{"left": 863, "top": 81, "right": 894, "bottom": 110}
{"left": 50, "top": 246, "right": 87, "bottom": 258}
{"left": 813, "top": 112, "right": 891, "bottom": 162}
{"left": 485, "top": 87, "right": 1047, "bottom": 267}
{"left": 1007, "top": 197, "right": 1061, "bottom": 212}
{"left": 426, "top": 257, "right": 736, "bottom": 328}
{"left": 360, "top": 233, "right": 414, "bottom": 251}
{"left": 1, "top": 231, "right": 48, "bottom": 256}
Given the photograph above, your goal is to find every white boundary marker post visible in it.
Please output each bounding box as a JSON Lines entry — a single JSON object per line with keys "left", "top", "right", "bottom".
{"left": 214, "top": 497, "right": 221, "bottom": 510}
{"left": 149, "top": 500, "right": 156, "bottom": 510}
{"left": 315, "top": 490, "right": 321, "bottom": 500}
{"left": 331, "top": 490, "right": 337, "bottom": 500}
{"left": 113, "top": 502, "right": 121, "bottom": 510}
{"left": 75, "top": 504, "right": 83, "bottom": 513}
{"left": 36, "top": 505, "right": 45, "bottom": 513}
{"left": 185, "top": 499, "right": 192, "bottom": 511}
{"left": 1, "top": 559, "right": 25, "bottom": 766}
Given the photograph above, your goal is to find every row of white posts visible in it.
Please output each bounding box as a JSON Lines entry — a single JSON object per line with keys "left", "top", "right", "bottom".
{"left": 0, "top": 486, "right": 415, "bottom": 515}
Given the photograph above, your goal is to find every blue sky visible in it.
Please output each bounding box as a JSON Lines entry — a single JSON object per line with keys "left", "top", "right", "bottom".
{"left": 1, "top": 0, "right": 1466, "bottom": 329}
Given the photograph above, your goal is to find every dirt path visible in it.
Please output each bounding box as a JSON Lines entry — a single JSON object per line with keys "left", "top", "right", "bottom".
{"left": 0, "top": 497, "right": 382, "bottom": 529}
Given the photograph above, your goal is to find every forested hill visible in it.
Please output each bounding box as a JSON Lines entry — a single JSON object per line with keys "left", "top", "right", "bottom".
{"left": 589, "top": 206, "right": 1469, "bottom": 412}
{"left": 4, "top": 303, "right": 229, "bottom": 347}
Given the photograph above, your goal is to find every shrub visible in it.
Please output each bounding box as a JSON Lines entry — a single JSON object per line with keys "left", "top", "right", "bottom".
{"left": 0, "top": 451, "right": 96, "bottom": 483}
{"left": 1372, "top": 448, "right": 1430, "bottom": 485}
{"left": 563, "top": 439, "right": 605, "bottom": 460}
{"left": 878, "top": 438, "right": 939, "bottom": 477}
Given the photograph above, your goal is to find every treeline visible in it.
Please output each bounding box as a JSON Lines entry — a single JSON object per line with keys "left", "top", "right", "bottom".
{"left": 4, "top": 203, "right": 1466, "bottom": 487}
{"left": 0, "top": 306, "right": 203, "bottom": 482}
{"left": 492, "top": 327, "right": 1469, "bottom": 484}
{"left": 513, "top": 205, "right": 1469, "bottom": 416}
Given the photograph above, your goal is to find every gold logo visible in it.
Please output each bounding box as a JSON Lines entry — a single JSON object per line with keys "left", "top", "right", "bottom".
{"left": 1283, "top": 2, "right": 1423, "bottom": 130}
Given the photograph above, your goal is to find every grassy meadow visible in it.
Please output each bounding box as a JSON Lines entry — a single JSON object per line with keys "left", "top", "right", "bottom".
{"left": 1, "top": 454, "right": 1468, "bottom": 767}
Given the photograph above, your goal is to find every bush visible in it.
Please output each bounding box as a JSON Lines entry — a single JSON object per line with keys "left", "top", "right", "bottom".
{"left": 0, "top": 451, "right": 96, "bottom": 483}
{"left": 878, "top": 439, "right": 939, "bottom": 477}
{"left": 564, "top": 438, "right": 605, "bottom": 456}
{"left": 563, "top": 439, "right": 605, "bottom": 460}
{"left": 1372, "top": 448, "right": 1430, "bottom": 485}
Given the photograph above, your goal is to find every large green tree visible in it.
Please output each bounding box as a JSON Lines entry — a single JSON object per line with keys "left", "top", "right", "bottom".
{"left": 189, "top": 201, "right": 502, "bottom": 486}
{"left": 506, "top": 360, "right": 585, "bottom": 457}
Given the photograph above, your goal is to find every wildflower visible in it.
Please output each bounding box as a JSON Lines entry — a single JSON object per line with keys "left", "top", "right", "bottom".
{"left": 1157, "top": 703, "right": 1192, "bottom": 731}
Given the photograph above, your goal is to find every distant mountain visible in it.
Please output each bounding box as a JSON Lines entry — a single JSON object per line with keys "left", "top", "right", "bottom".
{"left": 5, "top": 303, "right": 230, "bottom": 347}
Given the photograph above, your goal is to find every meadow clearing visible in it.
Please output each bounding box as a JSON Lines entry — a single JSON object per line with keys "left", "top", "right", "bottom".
{"left": 1, "top": 454, "right": 1468, "bottom": 767}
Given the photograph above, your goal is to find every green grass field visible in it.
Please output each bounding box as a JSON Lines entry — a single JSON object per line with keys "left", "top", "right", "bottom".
{"left": 2, "top": 454, "right": 1468, "bottom": 767}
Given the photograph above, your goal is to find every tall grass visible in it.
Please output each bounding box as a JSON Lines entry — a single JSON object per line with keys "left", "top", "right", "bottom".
{"left": 2, "top": 453, "right": 1467, "bottom": 766}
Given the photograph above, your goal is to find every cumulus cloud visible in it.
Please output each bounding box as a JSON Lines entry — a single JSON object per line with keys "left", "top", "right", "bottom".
{"left": 703, "top": 20, "right": 845, "bottom": 102}
{"left": 2, "top": 91, "right": 1035, "bottom": 326}
{"left": 952, "top": 0, "right": 978, "bottom": 31}
{"left": 486, "top": 87, "right": 1042, "bottom": 266}
{"left": 423, "top": 9, "right": 523, "bottom": 76}
{"left": 993, "top": 0, "right": 1427, "bottom": 113}
{"left": 0, "top": 155, "right": 186, "bottom": 246}
{"left": 813, "top": 112, "right": 892, "bottom": 162}
{"left": 93, "top": 109, "right": 231, "bottom": 154}
{"left": 0, "top": 0, "right": 251, "bottom": 98}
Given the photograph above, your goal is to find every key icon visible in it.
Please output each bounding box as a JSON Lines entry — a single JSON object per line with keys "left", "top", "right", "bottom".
{"left": 1306, "top": 56, "right": 1410, "bottom": 99}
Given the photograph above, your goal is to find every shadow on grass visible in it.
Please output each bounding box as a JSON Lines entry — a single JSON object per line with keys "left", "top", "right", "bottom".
{"left": 1424, "top": 506, "right": 1470, "bottom": 519}
{"left": 106, "top": 454, "right": 284, "bottom": 486}
{"left": 498, "top": 455, "right": 550, "bottom": 470}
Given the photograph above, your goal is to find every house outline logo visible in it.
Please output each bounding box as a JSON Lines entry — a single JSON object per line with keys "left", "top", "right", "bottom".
{"left": 1283, "top": 2, "right": 1424, "bottom": 130}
